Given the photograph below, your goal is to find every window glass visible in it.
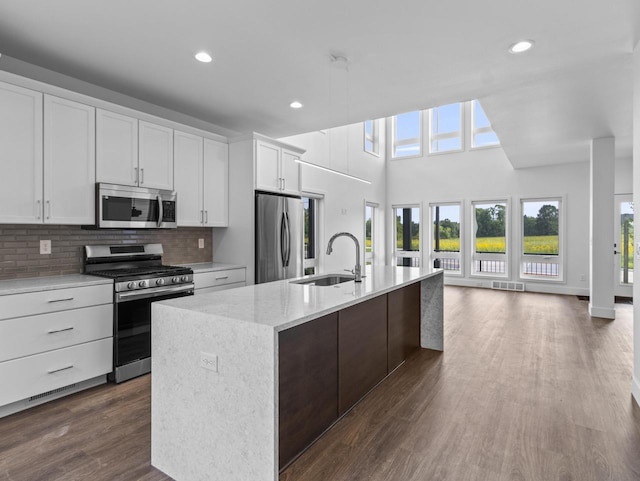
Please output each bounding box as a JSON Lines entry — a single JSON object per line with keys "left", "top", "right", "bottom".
{"left": 365, "top": 204, "right": 375, "bottom": 265}
{"left": 472, "top": 201, "right": 508, "bottom": 275}
{"left": 392, "top": 111, "right": 421, "bottom": 158}
{"left": 521, "top": 199, "right": 561, "bottom": 279}
{"left": 303, "top": 197, "right": 317, "bottom": 275}
{"left": 364, "top": 119, "right": 379, "bottom": 155}
{"left": 430, "top": 103, "right": 462, "bottom": 153}
{"left": 431, "top": 204, "right": 461, "bottom": 273}
{"left": 472, "top": 100, "right": 500, "bottom": 148}
{"left": 394, "top": 206, "right": 420, "bottom": 267}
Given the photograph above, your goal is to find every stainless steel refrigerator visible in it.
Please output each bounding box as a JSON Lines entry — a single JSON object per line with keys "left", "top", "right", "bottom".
{"left": 255, "top": 192, "right": 303, "bottom": 283}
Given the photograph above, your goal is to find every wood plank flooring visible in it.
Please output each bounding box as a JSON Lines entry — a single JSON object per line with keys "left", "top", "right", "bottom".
{"left": 2, "top": 287, "right": 640, "bottom": 481}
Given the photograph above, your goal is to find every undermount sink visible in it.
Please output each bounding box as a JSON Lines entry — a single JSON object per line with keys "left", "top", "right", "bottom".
{"left": 290, "top": 274, "right": 355, "bottom": 287}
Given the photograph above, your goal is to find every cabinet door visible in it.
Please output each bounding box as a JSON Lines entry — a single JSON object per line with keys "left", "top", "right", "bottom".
{"left": 255, "top": 140, "right": 281, "bottom": 192}
{"left": 139, "top": 120, "right": 174, "bottom": 190}
{"left": 174, "top": 130, "right": 204, "bottom": 226}
{"left": 338, "top": 295, "right": 388, "bottom": 415}
{"left": 280, "top": 149, "right": 301, "bottom": 195}
{"left": 43, "top": 95, "right": 96, "bottom": 224}
{"left": 203, "top": 138, "right": 229, "bottom": 226}
{"left": 279, "top": 312, "right": 338, "bottom": 469}
{"left": 387, "top": 283, "right": 421, "bottom": 372}
{"left": 96, "top": 109, "right": 138, "bottom": 186}
{"left": 0, "top": 82, "right": 43, "bottom": 223}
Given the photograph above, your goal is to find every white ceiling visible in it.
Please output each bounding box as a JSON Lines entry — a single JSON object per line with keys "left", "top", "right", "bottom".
{"left": 0, "top": 0, "right": 637, "bottom": 168}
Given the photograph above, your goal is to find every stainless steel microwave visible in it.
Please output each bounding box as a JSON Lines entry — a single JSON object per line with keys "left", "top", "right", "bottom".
{"left": 96, "top": 183, "right": 177, "bottom": 228}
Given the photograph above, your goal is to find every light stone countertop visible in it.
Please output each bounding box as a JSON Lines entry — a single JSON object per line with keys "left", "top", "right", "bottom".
{"left": 177, "top": 262, "right": 246, "bottom": 274}
{"left": 0, "top": 274, "right": 113, "bottom": 296}
{"left": 158, "top": 266, "right": 441, "bottom": 331}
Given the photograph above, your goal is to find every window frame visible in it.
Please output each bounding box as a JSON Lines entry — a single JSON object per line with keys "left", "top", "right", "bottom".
{"left": 518, "top": 196, "right": 565, "bottom": 282}
{"left": 470, "top": 100, "right": 500, "bottom": 150}
{"left": 470, "top": 198, "right": 510, "bottom": 278}
{"left": 392, "top": 204, "right": 422, "bottom": 267}
{"left": 428, "top": 102, "right": 464, "bottom": 155}
{"left": 390, "top": 111, "right": 423, "bottom": 160}
{"left": 364, "top": 201, "right": 378, "bottom": 266}
{"left": 429, "top": 201, "right": 464, "bottom": 277}
{"left": 302, "top": 193, "right": 323, "bottom": 276}
{"left": 363, "top": 120, "right": 380, "bottom": 157}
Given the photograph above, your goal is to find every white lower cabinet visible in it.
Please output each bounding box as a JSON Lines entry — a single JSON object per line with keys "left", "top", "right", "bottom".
{"left": 0, "top": 282, "right": 114, "bottom": 417}
{"left": 194, "top": 268, "right": 246, "bottom": 294}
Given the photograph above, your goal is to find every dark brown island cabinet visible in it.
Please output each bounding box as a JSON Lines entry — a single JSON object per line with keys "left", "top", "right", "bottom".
{"left": 278, "top": 282, "right": 422, "bottom": 469}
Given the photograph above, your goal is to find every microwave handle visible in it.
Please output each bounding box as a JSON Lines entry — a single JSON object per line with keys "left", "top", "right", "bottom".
{"left": 157, "top": 195, "right": 163, "bottom": 228}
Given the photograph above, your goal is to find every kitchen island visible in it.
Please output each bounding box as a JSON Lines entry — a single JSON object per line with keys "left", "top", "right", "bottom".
{"left": 151, "top": 266, "right": 443, "bottom": 481}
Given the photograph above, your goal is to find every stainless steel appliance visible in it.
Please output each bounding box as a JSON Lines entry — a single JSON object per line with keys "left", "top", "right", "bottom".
{"left": 96, "top": 183, "right": 177, "bottom": 229}
{"left": 255, "top": 191, "right": 303, "bottom": 283}
{"left": 84, "top": 244, "right": 194, "bottom": 383}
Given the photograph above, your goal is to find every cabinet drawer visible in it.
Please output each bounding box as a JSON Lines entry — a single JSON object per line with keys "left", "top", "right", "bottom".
{"left": 0, "top": 284, "right": 112, "bottom": 320}
{"left": 0, "top": 338, "right": 113, "bottom": 407}
{"left": 0, "top": 304, "right": 113, "bottom": 362}
{"left": 194, "top": 269, "right": 246, "bottom": 289}
{"left": 196, "top": 282, "right": 245, "bottom": 295}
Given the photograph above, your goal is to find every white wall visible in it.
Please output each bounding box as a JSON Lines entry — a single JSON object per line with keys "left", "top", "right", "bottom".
{"left": 386, "top": 101, "right": 608, "bottom": 296}
{"left": 280, "top": 121, "right": 387, "bottom": 274}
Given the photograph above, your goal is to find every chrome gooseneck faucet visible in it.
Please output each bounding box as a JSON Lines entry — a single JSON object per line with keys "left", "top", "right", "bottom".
{"left": 326, "top": 232, "right": 362, "bottom": 282}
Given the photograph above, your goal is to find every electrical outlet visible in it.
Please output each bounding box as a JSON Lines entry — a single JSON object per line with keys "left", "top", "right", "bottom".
{"left": 580, "top": 274, "right": 586, "bottom": 282}
{"left": 198, "top": 238, "right": 205, "bottom": 249}
{"left": 40, "top": 240, "right": 51, "bottom": 255}
{"left": 200, "top": 352, "right": 218, "bottom": 372}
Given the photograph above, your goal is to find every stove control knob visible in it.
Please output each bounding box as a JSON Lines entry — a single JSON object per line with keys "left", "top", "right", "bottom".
{"left": 181, "top": 275, "right": 188, "bottom": 282}
{"left": 171, "top": 277, "right": 180, "bottom": 284}
{"left": 127, "top": 282, "right": 136, "bottom": 290}
{"left": 139, "top": 280, "right": 148, "bottom": 288}
{"left": 156, "top": 278, "right": 165, "bottom": 286}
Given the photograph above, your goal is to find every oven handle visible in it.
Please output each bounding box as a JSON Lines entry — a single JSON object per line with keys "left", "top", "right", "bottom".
{"left": 157, "top": 195, "right": 163, "bottom": 228}
{"left": 116, "top": 283, "right": 195, "bottom": 303}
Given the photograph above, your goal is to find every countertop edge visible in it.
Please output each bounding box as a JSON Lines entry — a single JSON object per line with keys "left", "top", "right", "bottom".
{"left": 0, "top": 274, "right": 114, "bottom": 296}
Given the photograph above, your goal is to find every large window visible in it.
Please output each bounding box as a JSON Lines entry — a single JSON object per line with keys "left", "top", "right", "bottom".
{"left": 364, "top": 202, "right": 377, "bottom": 265}
{"left": 302, "top": 196, "right": 319, "bottom": 275}
{"left": 431, "top": 203, "right": 462, "bottom": 274}
{"left": 471, "top": 100, "right": 500, "bottom": 148}
{"left": 472, "top": 200, "right": 508, "bottom": 276}
{"left": 429, "top": 103, "right": 463, "bottom": 153}
{"left": 391, "top": 111, "right": 422, "bottom": 158}
{"left": 520, "top": 198, "right": 562, "bottom": 280}
{"left": 364, "top": 120, "right": 380, "bottom": 156}
{"left": 393, "top": 206, "right": 420, "bottom": 267}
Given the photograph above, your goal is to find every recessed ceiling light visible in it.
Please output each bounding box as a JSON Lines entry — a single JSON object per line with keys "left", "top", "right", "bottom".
{"left": 195, "top": 51, "right": 213, "bottom": 63}
{"left": 508, "top": 40, "right": 534, "bottom": 54}
{"left": 290, "top": 101, "right": 303, "bottom": 109}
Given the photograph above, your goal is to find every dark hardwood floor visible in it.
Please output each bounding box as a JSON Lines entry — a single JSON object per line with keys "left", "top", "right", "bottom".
{"left": 2, "top": 287, "right": 640, "bottom": 481}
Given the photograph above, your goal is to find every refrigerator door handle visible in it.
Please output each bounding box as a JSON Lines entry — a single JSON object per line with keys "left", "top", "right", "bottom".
{"left": 284, "top": 212, "right": 291, "bottom": 267}
{"left": 280, "top": 212, "right": 287, "bottom": 268}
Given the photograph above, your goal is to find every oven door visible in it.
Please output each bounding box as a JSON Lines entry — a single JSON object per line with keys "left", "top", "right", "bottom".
{"left": 113, "top": 286, "right": 193, "bottom": 382}
{"left": 97, "top": 183, "right": 177, "bottom": 229}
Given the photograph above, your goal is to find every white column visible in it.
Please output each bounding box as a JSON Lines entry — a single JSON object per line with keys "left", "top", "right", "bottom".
{"left": 632, "top": 43, "right": 640, "bottom": 406}
{"left": 589, "top": 137, "right": 615, "bottom": 319}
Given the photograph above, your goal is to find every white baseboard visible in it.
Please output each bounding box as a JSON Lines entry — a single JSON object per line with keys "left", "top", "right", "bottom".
{"left": 443, "top": 277, "right": 589, "bottom": 297}
{"left": 632, "top": 377, "right": 640, "bottom": 407}
{"left": 588, "top": 303, "right": 616, "bottom": 319}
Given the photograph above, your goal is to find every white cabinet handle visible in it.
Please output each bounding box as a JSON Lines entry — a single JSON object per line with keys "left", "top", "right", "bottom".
{"left": 46, "top": 200, "right": 51, "bottom": 219}
{"left": 47, "top": 297, "right": 74, "bottom": 303}
{"left": 201, "top": 210, "right": 204, "bottom": 224}
{"left": 282, "top": 178, "right": 286, "bottom": 191}
{"left": 48, "top": 365, "right": 74, "bottom": 374}
{"left": 140, "top": 168, "right": 144, "bottom": 184}
{"left": 47, "top": 327, "right": 74, "bottom": 334}
{"left": 36, "top": 200, "right": 41, "bottom": 219}
{"left": 205, "top": 210, "right": 208, "bottom": 224}
{"left": 215, "top": 276, "right": 229, "bottom": 280}
{"left": 134, "top": 167, "right": 139, "bottom": 184}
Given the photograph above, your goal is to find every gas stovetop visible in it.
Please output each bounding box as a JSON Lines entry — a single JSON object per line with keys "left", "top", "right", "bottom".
{"left": 90, "top": 265, "right": 191, "bottom": 280}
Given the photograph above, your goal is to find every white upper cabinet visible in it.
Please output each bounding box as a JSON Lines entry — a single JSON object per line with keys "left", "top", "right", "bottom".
{"left": 174, "top": 131, "right": 228, "bottom": 227}
{"left": 174, "top": 130, "right": 204, "bottom": 226}
{"left": 96, "top": 109, "right": 138, "bottom": 186}
{"left": 44, "top": 95, "right": 96, "bottom": 224}
{"left": 96, "top": 111, "right": 174, "bottom": 190}
{"left": 255, "top": 138, "right": 302, "bottom": 195}
{"left": 203, "top": 138, "right": 229, "bottom": 227}
{"left": 139, "top": 120, "right": 174, "bottom": 190}
{"left": 0, "top": 82, "right": 43, "bottom": 224}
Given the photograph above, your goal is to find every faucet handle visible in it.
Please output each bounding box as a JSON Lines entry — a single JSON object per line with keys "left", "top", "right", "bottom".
{"left": 344, "top": 269, "right": 355, "bottom": 274}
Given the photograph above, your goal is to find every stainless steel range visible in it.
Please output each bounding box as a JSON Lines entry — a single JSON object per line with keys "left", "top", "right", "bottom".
{"left": 84, "top": 244, "right": 194, "bottom": 383}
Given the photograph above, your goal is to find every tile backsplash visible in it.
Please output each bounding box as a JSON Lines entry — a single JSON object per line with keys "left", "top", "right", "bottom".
{"left": 0, "top": 224, "right": 213, "bottom": 280}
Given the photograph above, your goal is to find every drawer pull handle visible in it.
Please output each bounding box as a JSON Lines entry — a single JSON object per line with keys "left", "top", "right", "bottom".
{"left": 48, "top": 297, "right": 74, "bottom": 303}
{"left": 47, "top": 327, "right": 74, "bottom": 334}
{"left": 48, "top": 365, "right": 74, "bottom": 374}
{"left": 216, "top": 276, "right": 229, "bottom": 280}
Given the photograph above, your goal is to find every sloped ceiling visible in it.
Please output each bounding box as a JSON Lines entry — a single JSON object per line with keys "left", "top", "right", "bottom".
{"left": 0, "top": 0, "right": 637, "bottom": 168}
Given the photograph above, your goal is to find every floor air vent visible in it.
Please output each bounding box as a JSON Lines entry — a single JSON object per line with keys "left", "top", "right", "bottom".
{"left": 29, "top": 383, "right": 78, "bottom": 402}
{"left": 491, "top": 281, "right": 525, "bottom": 292}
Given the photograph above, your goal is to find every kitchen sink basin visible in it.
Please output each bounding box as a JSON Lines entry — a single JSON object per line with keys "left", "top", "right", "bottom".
{"left": 290, "top": 274, "right": 355, "bottom": 286}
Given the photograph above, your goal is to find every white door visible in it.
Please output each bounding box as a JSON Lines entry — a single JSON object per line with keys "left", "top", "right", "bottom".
{"left": 614, "top": 194, "right": 633, "bottom": 298}
{"left": 174, "top": 130, "right": 204, "bottom": 226}
{"left": 280, "top": 149, "right": 301, "bottom": 195}
{"left": 203, "top": 139, "right": 229, "bottom": 226}
{"left": 96, "top": 109, "right": 138, "bottom": 186}
{"left": 0, "top": 82, "right": 43, "bottom": 223}
{"left": 139, "top": 120, "right": 174, "bottom": 190}
{"left": 255, "top": 140, "right": 280, "bottom": 192}
{"left": 44, "top": 95, "right": 96, "bottom": 224}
